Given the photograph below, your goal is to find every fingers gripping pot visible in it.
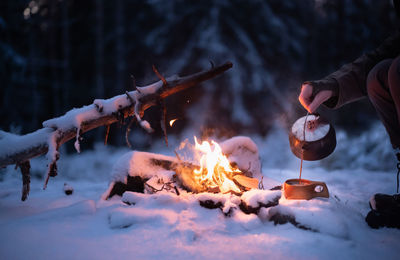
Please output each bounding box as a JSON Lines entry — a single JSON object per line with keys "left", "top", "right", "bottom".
{"left": 289, "top": 114, "right": 336, "bottom": 161}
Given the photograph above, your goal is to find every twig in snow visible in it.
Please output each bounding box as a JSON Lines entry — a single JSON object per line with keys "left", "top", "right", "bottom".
{"left": 145, "top": 181, "right": 175, "bottom": 193}
{"left": 114, "top": 109, "right": 125, "bottom": 127}
{"left": 74, "top": 128, "right": 83, "bottom": 153}
{"left": 94, "top": 103, "right": 103, "bottom": 113}
{"left": 159, "top": 99, "right": 168, "bottom": 146}
{"left": 44, "top": 131, "right": 60, "bottom": 189}
{"left": 125, "top": 91, "right": 134, "bottom": 104}
{"left": 104, "top": 124, "right": 110, "bottom": 145}
{"left": 174, "top": 150, "right": 182, "bottom": 162}
{"left": 258, "top": 176, "right": 265, "bottom": 190}
{"left": 125, "top": 117, "right": 135, "bottom": 149}
{"left": 174, "top": 186, "right": 180, "bottom": 196}
{"left": 209, "top": 60, "right": 215, "bottom": 69}
{"left": 133, "top": 95, "right": 153, "bottom": 133}
{"left": 130, "top": 74, "right": 140, "bottom": 93}
{"left": 152, "top": 64, "right": 167, "bottom": 86}
{"left": 44, "top": 156, "right": 59, "bottom": 190}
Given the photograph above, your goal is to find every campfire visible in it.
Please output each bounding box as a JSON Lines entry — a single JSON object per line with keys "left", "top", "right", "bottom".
{"left": 102, "top": 136, "right": 320, "bottom": 230}
{"left": 103, "top": 136, "right": 290, "bottom": 223}
{"left": 103, "top": 136, "right": 262, "bottom": 199}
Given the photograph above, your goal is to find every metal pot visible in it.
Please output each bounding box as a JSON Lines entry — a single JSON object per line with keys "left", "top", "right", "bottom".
{"left": 288, "top": 114, "right": 336, "bottom": 161}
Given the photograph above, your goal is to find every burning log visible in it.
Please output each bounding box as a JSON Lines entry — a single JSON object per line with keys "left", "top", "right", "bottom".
{"left": 0, "top": 62, "right": 232, "bottom": 201}
{"left": 233, "top": 175, "right": 259, "bottom": 191}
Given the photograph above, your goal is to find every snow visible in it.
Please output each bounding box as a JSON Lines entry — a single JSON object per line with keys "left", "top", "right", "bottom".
{"left": 43, "top": 104, "right": 98, "bottom": 130}
{"left": 220, "top": 136, "right": 262, "bottom": 178}
{"left": 0, "top": 128, "right": 400, "bottom": 259}
{"left": 241, "top": 189, "right": 282, "bottom": 208}
{"left": 46, "top": 130, "right": 59, "bottom": 162}
{"left": 42, "top": 75, "right": 179, "bottom": 136}
{"left": 139, "top": 120, "right": 154, "bottom": 133}
{"left": 109, "top": 151, "right": 177, "bottom": 183}
{"left": 0, "top": 128, "right": 52, "bottom": 159}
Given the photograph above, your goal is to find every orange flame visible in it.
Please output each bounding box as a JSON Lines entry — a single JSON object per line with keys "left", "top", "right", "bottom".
{"left": 169, "top": 119, "right": 178, "bottom": 127}
{"left": 193, "top": 137, "right": 241, "bottom": 193}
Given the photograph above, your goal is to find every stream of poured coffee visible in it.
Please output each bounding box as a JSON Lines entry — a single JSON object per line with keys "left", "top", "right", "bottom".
{"left": 299, "top": 112, "right": 309, "bottom": 183}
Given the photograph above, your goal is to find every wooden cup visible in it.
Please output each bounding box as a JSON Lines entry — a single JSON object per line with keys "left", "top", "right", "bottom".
{"left": 284, "top": 178, "right": 329, "bottom": 200}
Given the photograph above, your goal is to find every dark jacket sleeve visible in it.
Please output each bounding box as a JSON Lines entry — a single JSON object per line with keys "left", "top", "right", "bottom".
{"left": 323, "top": 30, "right": 400, "bottom": 109}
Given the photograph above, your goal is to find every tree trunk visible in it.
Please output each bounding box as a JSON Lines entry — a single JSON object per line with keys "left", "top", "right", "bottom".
{"left": 61, "top": 0, "right": 71, "bottom": 113}
{"left": 95, "top": 0, "right": 105, "bottom": 141}
{"left": 115, "top": 0, "right": 125, "bottom": 94}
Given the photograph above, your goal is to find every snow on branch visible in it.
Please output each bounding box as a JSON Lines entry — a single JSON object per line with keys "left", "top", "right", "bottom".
{"left": 0, "top": 61, "right": 233, "bottom": 200}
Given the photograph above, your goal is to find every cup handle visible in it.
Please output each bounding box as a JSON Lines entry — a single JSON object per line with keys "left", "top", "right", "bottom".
{"left": 311, "top": 181, "right": 329, "bottom": 198}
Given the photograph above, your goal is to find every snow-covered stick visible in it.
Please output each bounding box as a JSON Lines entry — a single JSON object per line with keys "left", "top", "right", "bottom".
{"left": 0, "top": 61, "right": 233, "bottom": 199}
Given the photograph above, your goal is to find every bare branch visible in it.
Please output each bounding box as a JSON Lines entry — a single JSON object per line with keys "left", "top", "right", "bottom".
{"left": 104, "top": 124, "right": 110, "bottom": 145}
{"left": 125, "top": 117, "right": 135, "bottom": 148}
{"left": 159, "top": 99, "right": 168, "bottom": 146}
{"left": 152, "top": 64, "right": 167, "bottom": 86}
{"left": 17, "top": 161, "right": 30, "bottom": 201}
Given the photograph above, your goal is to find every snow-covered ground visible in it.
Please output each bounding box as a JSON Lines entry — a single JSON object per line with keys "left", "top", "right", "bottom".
{"left": 1, "top": 124, "right": 399, "bottom": 260}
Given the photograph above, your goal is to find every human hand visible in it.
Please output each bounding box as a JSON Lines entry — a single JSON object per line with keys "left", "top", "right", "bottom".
{"left": 298, "top": 80, "right": 338, "bottom": 113}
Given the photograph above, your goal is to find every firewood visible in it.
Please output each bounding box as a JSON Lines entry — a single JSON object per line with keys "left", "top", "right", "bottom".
{"left": 232, "top": 175, "right": 259, "bottom": 190}
{"left": 199, "top": 200, "right": 223, "bottom": 209}
{"left": 239, "top": 197, "right": 280, "bottom": 215}
{"left": 0, "top": 62, "right": 232, "bottom": 200}
{"left": 106, "top": 176, "right": 146, "bottom": 200}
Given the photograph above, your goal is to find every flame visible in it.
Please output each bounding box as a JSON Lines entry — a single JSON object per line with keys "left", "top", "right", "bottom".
{"left": 169, "top": 119, "right": 178, "bottom": 127}
{"left": 193, "top": 137, "right": 241, "bottom": 193}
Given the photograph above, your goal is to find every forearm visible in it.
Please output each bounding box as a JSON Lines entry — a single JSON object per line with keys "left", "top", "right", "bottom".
{"left": 323, "top": 30, "right": 400, "bottom": 109}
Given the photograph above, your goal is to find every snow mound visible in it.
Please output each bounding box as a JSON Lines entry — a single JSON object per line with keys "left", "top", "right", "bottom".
{"left": 109, "top": 207, "right": 178, "bottom": 229}
{"left": 220, "top": 136, "right": 262, "bottom": 178}
{"left": 0, "top": 128, "right": 51, "bottom": 159}
{"left": 110, "top": 151, "right": 177, "bottom": 183}
{"left": 268, "top": 196, "right": 350, "bottom": 238}
{"left": 31, "top": 200, "right": 96, "bottom": 221}
{"left": 241, "top": 189, "right": 282, "bottom": 208}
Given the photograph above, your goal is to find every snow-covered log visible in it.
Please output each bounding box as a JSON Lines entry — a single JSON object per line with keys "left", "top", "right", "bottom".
{"left": 0, "top": 61, "right": 233, "bottom": 200}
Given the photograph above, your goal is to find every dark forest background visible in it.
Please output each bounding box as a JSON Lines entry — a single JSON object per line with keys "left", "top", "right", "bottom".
{"left": 1, "top": 0, "right": 399, "bottom": 150}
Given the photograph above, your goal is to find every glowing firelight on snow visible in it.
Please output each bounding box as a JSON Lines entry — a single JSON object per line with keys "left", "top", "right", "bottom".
{"left": 193, "top": 137, "right": 242, "bottom": 193}
{"left": 169, "top": 119, "right": 178, "bottom": 127}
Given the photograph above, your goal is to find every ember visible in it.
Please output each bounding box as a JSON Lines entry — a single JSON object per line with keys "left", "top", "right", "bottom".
{"left": 169, "top": 119, "right": 178, "bottom": 127}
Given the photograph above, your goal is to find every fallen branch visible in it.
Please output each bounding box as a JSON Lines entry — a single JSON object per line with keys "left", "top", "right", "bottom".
{"left": 0, "top": 61, "right": 233, "bottom": 200}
